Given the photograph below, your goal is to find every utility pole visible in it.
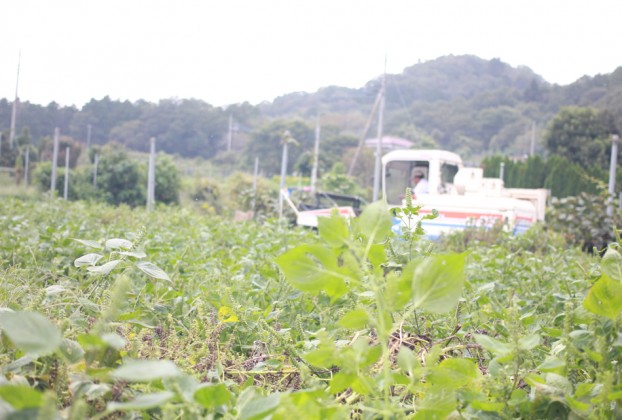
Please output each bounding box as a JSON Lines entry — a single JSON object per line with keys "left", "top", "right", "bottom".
{"left": 607, "top": 134, "right": 619, "bottom": 217}
{"left": 279, "top": 132, "right": 290, "bottom": 218}
{"left": 63, "top": 147, "right": 70, "bottom": 200}
{"left": 9, "top": 52, "right": 21, "bottom": 150}
{"left": 50, "top": 128, "right": 60, "bottom": 198}
{"left": 86, "top": 124, "right": 92, "bottom": 150}
{"left": 227, "top": 114, "right": 233, "bottom": 152}
{"left": 311, "top": 114, "right": 321, "bottom": 192}
{"left": 147, "top": 137, "right": 156, "bottom": 211}
{"left": 372, "top": 59, "right": 386, "bottom": 201}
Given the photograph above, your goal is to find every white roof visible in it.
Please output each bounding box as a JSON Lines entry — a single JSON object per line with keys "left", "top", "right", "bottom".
{"left": 382, "top": 149, "right": 463, "bottom": 165}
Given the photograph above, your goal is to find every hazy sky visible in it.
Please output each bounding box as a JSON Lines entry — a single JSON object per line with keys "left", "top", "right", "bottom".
{"left": 2, "top": 0, "right": 621, "bottom": 108}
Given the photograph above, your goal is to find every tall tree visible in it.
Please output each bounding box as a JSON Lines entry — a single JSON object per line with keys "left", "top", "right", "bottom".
{"left": 544, "top": 107, "right": 619, "bottom": 169}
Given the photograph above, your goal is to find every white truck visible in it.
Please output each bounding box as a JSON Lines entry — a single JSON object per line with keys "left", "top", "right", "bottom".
{"left": 383, "top": 149, "right": 547, "bottom": 239}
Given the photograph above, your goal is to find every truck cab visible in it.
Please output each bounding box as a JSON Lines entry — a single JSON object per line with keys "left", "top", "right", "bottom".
{"left": 382, "top": 149, "right": 547, "bottom": 238}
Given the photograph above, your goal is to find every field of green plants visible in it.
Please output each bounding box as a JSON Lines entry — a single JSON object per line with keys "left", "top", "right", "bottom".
{"left": 1, "top": 195, "right": 622, "bottom": 419}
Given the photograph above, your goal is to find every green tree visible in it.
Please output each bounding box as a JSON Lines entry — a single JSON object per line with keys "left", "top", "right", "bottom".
{"left": 95, "top": 145, "right": 146, "bottom": 206}
{"left": 153, "top": 154, "right": 180, "bottom": 205}
{"left": 544, "top": 107, "right": 619, "bottom": 169}
{"left": 246, "top": 120, "right": 314, "bottom": 176}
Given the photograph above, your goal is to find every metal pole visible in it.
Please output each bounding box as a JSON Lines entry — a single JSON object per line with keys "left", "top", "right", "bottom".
{"left": 311, "top": 114, "right": 320, "bottom": 192}
{"left": 93, "top": 154, "right": 99, "bottom": 187}
{"left": 50, "top": 128, "right": 60, "bottom": 197}
{"left": 607, "top": 134, "right": 619, "bottom": 216}
{"left": 372, "top": 69, "right": 386, "bottom": 201}
{"left": 279, "top": 138, "right": 289, "bottom": 218}
{"left": 227, "top": 114, "right": 233, "bottom": 152}
{"left": 147, "top": 137, "right": 156, "bottom": 211}
{"left": 63, "top": 147, "right": 70, "bottom": 200}
{"left": 252, "top": 156, "right": 259, "bottom": 212}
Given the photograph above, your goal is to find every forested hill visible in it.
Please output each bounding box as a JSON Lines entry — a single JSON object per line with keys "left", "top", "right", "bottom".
{"left": 1, "top": 55, "right": 622, "bottom": 165}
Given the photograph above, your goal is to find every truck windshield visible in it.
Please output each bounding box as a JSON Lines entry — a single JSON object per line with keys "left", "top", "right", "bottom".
{"left": 384, "top": 160, "right": 429, "bottom": 205}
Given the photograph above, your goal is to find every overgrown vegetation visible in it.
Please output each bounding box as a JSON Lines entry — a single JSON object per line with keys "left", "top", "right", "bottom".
{"left": 1, "top": 195, "right": 621, "bottom": 418}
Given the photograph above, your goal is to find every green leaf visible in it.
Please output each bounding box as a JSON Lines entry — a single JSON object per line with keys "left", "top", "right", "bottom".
{"left": 0, "top": 310, "right": 62, "bottom": 356}
{"left": 74, "top": 253, "right": 103, "bottom": 267}
{"left": 194, "top": 383, "right": 232, "bottom": 408}
{"left": 518, "top": 334, "right": 540, "bottom": 350}
{"left": 238, "top": 390, "right": 280, "bottom": 420}
{"left": 318, "top": 214, "right": 349, "bottom": 248}
{"left": 107, "top": 391, "right": 174, "bottom": 412}
{"left": 118, "top": 251, "right": 147, "bottom": 259}
{"left": 59, "top": 339, "right": 85, "bottom": 364}
{"left": 110, "top": 359, "right": 182, "bottom": 382}
{"left": 136, "top": 261, "right": 171, "bottom": 281}
{"left": 601, "top": 247, "right": 622, "bottom": 281}
{"left": 412, "top": 253, "right": 465, "bottom": 313}
{"left": 338, "top": 309, "right": 369, "bottom": 330}
{"left": 0, "top": 385, "right": 42, "bottom": 409}
{"left": 537, "top": 357, "right": 565, "bottom": 373}
{"left": 329, "top": 372, "right": 357, "bottom": 394}
{"left": 583, "top": 275, "right": 622, "bottom": 320}
{"left": 72, "top": 238, "right": 102, "bottom": 249}
{"left": 105, "top": 238, "right": 133, "bottom": 249}
{"left": 367, "top": 243, "right": 387, "bottom": 268}
{"left": 87, "top": 259, "right": 121, "bottom": 275}
{"left": 276, "top": 244, "right": 349, "bottom": 299}
{"left": 427, "top": 358, "right": 479, "bottom": 389}
{"left": 355, "top": 200, "right": 392, "bottom": 244}
{"left": 474, "top": 334, "right": 513, "bottom": 356}
{"left": 397, "top": 347, "right": 420, "bottom": 374}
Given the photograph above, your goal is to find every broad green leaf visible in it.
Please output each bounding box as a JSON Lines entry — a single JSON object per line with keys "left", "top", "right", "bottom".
{"left": 427, "top": 358, "right": 479, "bottom": 389}
{"left": 218, "top": 306, "right": 239, "bottom": 323}
{"left": 136, "top": 261, "right": 171, "bottom": 281}
{"left": 194, "top": 383, "right": 232, "bottom": 408}
{"left": 276, "top": 244, "right": 349, "bottom": 299}
{"left": 386, "top": 262, "right": 417, "bottom": 311}
{"left": 318, "top": 214, "right": 349, "bottom": 247}
{"left": 537, "top": 357, "right": 565, "bottom": 373}
{"left": 355, "top": 200, "right": 392, "bottom": 244}
{"left": 566, "top": 395, "right": 590, "bottom": 416}
{"left": 583, "top": 275, "right": 622, "bottom": 320}
{"left": 87, "top": 259, "right": 121, "bottom": 275}
{"left": 74, "top": 253, "right": 103, "bottom": 267}
{"left": 72, "top": 238, "right": 102, "bottom": 249}
{"left": 0, "top": 311, "right": 62, "bottom": 356}
{"left": 397, "top": 347, "right": 420, "bottom": 374}
{"left": 111, "top": 359, "right": 182, "bottom": 382}
{"left": 329, "top": 372, "right": 356, "bottom": 394}
{"left": 338, "top": 309, "right": 369, "bottom": 329}
{"left": 238, "top": 392, "right": 280, "bottom": 420}
{"left": 367, "top": 243, "right": 387, "bottom": 268}
{"left": 107, "top": 392, "right": 174, "bottom": 412}
{"left": 59, "top": 339, "right": 85, "bottom": 364}
{"left": 105, "top": 238, "right": 133, "bottom": 249}
{"left": 474, "top": 334, "right": 513, "bottom": 356}
{"left": 412, "top": 253, "right": 465, "bottom": 313}
{"left": 518, "top": 334, "right": 540, "bottom": 350}
{"left": 101, "top": 333, "right": 127, "bottom": 350}
{"left": 414, "top": 392, "right": 456, "bottom": 419}
{"left": 0, "top": 385, "right": 42, "bottom": 409}
{"left": 118, "top": 251, "right": 147, "bottom": 259}
{"left": 601, "top": 247, "right": 622, "bottom": 281}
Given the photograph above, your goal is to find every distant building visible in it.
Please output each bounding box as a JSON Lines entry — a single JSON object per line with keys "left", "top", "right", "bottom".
{"left": 365, "top": 136, "right": 414, "bottom": 150}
